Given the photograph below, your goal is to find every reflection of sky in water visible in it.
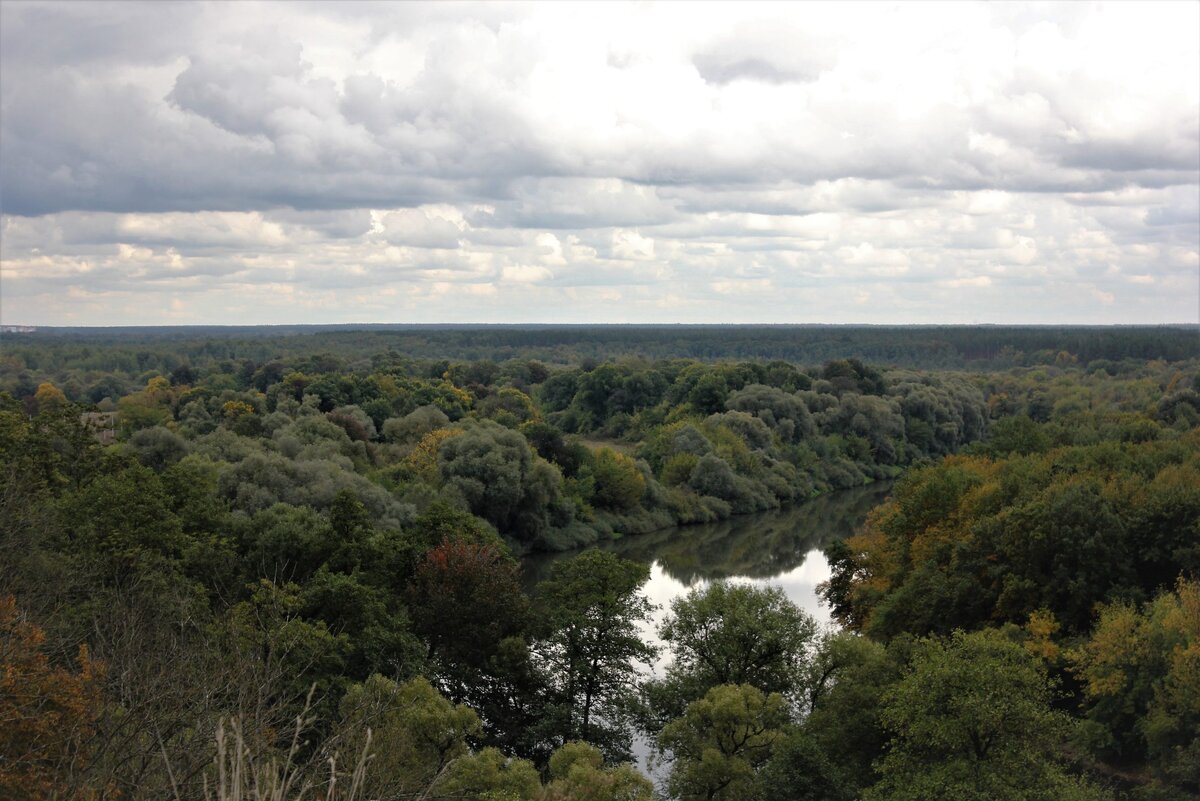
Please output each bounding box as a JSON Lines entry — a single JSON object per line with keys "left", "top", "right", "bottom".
{"left": 628, "top": 552, "right": 839, "bottom": 785}
{"left": 636, "top": 550, "right": 835, "bottom": 675}
{"left": 523, "top": 483, "right": 894, "bottom": 784}
{"left": 525, "top": 482, "right": 893, "bottom": 644}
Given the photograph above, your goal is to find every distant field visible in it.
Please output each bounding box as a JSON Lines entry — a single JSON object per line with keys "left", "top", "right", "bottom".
{"left": 576, "top": 437, "right": 639, "bottom": 456}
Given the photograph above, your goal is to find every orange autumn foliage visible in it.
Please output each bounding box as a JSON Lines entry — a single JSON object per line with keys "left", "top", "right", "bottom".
{"left": 1, "top": 596, "right": 105, "bottom": 801}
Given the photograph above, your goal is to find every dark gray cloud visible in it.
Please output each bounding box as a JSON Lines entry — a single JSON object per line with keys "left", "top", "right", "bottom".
{"left": 1, "top": 1, "right": 1196, "bottom": 325}
{"left": 0, "top": 2, "right": 200, "bottom": 67}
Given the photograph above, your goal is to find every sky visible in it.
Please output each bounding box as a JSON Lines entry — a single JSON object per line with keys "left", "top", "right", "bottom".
{"left": 1, "top": 1, "right": 1197, "bottom": 326}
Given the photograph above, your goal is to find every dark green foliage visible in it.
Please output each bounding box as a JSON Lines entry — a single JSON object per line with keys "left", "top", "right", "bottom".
{"left": 758, "top": 728, "right": 851, "bottom": 801}
{"left": 520, "top": 419, "right": 587, "bottom": 476}
{"left": 822, "top": 358, "right": 886, "bottom": 395}
{"left": 0, "top": 328, "right": 1194, "bottom": 799}
{"left": 657, "top": 683, "right": 790, "bottom": 801}
{"left": 128, "top": 425, "right": 189, "bottom": 470}
{"left": 825, "top": 430, "right": 1200, "bottom": 641}
{"left": 533, "top": 550, "right": 656, "bottom": 760}
{"left": 6, "top": 325, "right": 1197, "bottom": 384}
{"left": 404, "top": 501, "right": 502, "bottom": 553}
{"left": 864, "top": 630, "right": 1111, "bottom": 801}
{"left": 58, "top": 458, "right": 188, "bottom": 571}
{"left": 646, "top": 582, "right": 817, "bottom": 730}
{"left": 235, "top": 503, "right": 335, "bottom": 583}
{"left": 226, "top": 578, "right": 353, "bottom": 711}
{"left": 301, "top": 567, "right": 421, "bottom": 679}
{"left": 437, "top": 420, "right": 570, "bottom": 545}
{"left": 381, "top": 404, "right": 450, "bottom": 443}
{"left": 800, "top": 633, "right": 906, "bottom": 796}
{"left": 407, "top": 538, "right": 529, "bottom": 707}
{"left": 21, "top": 328, "right": 1170, "bottom": 554}
{"left": 976, "top": 414, "right": 1051, "bottom": 456}
{"left": 726, "top": 383, "right": 815, "bottom": 442}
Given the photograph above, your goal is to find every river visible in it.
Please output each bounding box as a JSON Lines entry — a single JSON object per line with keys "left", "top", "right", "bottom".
{"left": 523, "top": 480, "right": 894, "bottom": 665}
{"left": 522, "top": 481, "right": 894, "bottom": 783}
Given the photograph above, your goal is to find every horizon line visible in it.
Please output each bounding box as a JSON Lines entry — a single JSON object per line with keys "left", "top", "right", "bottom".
{"left": 4, "top": 322, "right": 1198, "bottom": 330}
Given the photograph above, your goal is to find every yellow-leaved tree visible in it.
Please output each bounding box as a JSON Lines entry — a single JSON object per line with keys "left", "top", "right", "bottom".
{"left": 1, "top": 595, "right": 105, "bottom": 801}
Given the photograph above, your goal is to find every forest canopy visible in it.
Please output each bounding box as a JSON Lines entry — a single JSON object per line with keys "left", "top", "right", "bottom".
{"left": 1, "top": 325, "right": 1197, "bottom": 800}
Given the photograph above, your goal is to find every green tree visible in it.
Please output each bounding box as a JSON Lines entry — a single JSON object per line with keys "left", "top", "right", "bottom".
{"left": 1073, "top": 579, "right": 1200, "bottom": 793}
{"left": 116, "top": 377, "right": 174, "bottom": 433}
{"left": 657, "top": 684, "right": 789, "bottom": 801}
{"left": 127, "top": 425, "right": 189, "bottom": 471}
{"left": 725, "top": 384, "right": 815, "bottom": 443}
{"left": 534, "top": 550, "right": 656, "bottom": 760}
{"left": 327, "top": 489, "right": 373, "bottom": 572}
{"left": 235, "top": 503, "right": 334, "bottom": 584}
{"left": 58, "top": 458, "right": 189, "bottom": 574}
{"left": 436, "top": 746, "right": 542, "bottom": 800}
{"left": 408, "top": 538, "right": 530, "bottom": 705}
{"left": 335, "top": 674, "right": 481, "bottom": 800}
{"left": 647, "top": 582, "right": 816, "bottom": 727}
{"left": 586, "top": 448, "right": 646, "bottom": 512}
{"left": 405, "top": 501, "right": 501, "bottom": 553}
{"left": 756, "top": 727, "right": 849, "bottom": 801}
{"left": 688, "top": 372, "right": 730, "bottom": 416}
{"left": 300, "top": 567, "right": 421, "bottom": 679}
{"left": 521, "top": 421, "right": 587, "bottom": 477}
{"left": 225, "top": 579, "right": 350, "bottom": 712}
{"left": 478, "top": 387, "right": 541, "bottom": 427}
{"left": 796, "top": 632, "right": 900, "bottom": 795}
{"left": 381, "top": 404, "right": 450, "bottom": 444}
{"left": 540, "top": 741, "right": 653, "bottom": 801}
{"left": 438, "top": 420, "right": 570, "bottom": 544}
{"left": 978, "top": 414, "right": 1050, "bottom": 456}
{"left": 865, "top": 629, "right": 1110, "bottom": 801}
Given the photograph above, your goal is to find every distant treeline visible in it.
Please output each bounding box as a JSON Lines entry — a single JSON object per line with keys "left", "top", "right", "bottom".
{"left": 4, "top": 325, "right": 1197, "bottom": 378}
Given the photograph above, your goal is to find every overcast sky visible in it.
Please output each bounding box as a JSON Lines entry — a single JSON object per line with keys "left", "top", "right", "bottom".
{"left": 1, "top": 1, "right": 1197, "bottom": 325}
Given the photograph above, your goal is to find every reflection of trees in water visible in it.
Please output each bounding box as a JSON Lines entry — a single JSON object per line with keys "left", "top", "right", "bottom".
{"left": 524, "top": 482, "right": 893, "bottom": 588}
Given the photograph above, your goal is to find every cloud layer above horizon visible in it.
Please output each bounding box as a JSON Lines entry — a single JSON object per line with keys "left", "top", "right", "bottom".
{"left": 2, "top": 1, "right": 1197, "bottom": 325}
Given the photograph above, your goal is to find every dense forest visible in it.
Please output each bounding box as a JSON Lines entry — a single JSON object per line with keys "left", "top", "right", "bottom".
{"left": 1, "top": 326, "right": 1197, "bottom": 800}
{"left": 6, "top": 324, "right": 1198, "bottom": 377}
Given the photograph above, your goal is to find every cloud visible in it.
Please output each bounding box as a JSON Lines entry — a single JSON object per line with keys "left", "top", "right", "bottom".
{"left": 612, "top": 230, "right": 655, "bottom": 261}
{"left": 692, "top": 19, "right": 840, "bottom": 84}
{"left": 0, "top": 1, "right": 1196, "bottom": 325}
{"left": 467, "top": 178, "right": 680, "bottom": 230}
{"left": 378, "top": 208, "right": 463, "bottom": 249}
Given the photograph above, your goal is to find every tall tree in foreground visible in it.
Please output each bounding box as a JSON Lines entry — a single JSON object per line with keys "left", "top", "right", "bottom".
{"left": 865, "top": 629, "right": 1110, "bottom": 801}
{"left": 539, "top": 741, "right": 654, "bottom": 801}
{"left": 406, "top": 535, "right": 546, "bottom": 759}
{"left": 333, "top": 675, "right": 481, "bottom": 800}
{"left": 408, "top": 537, "right": 529, "bottom": 701}
{"left": 657, "top": 683, "right": 789, "bottom": 801}
{"left": 533, "top": 549, "right": 656, "bottom": 761}
{"left": 645, "top": 582, "right": 817, "bottom": 728}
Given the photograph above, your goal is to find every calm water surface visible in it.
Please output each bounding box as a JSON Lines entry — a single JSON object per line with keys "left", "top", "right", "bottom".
{"left": 522, "top": 482, "right": 894, "bottom": 782}
{"left": 524, "top": 480, "right": 894, "bottom": 666}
